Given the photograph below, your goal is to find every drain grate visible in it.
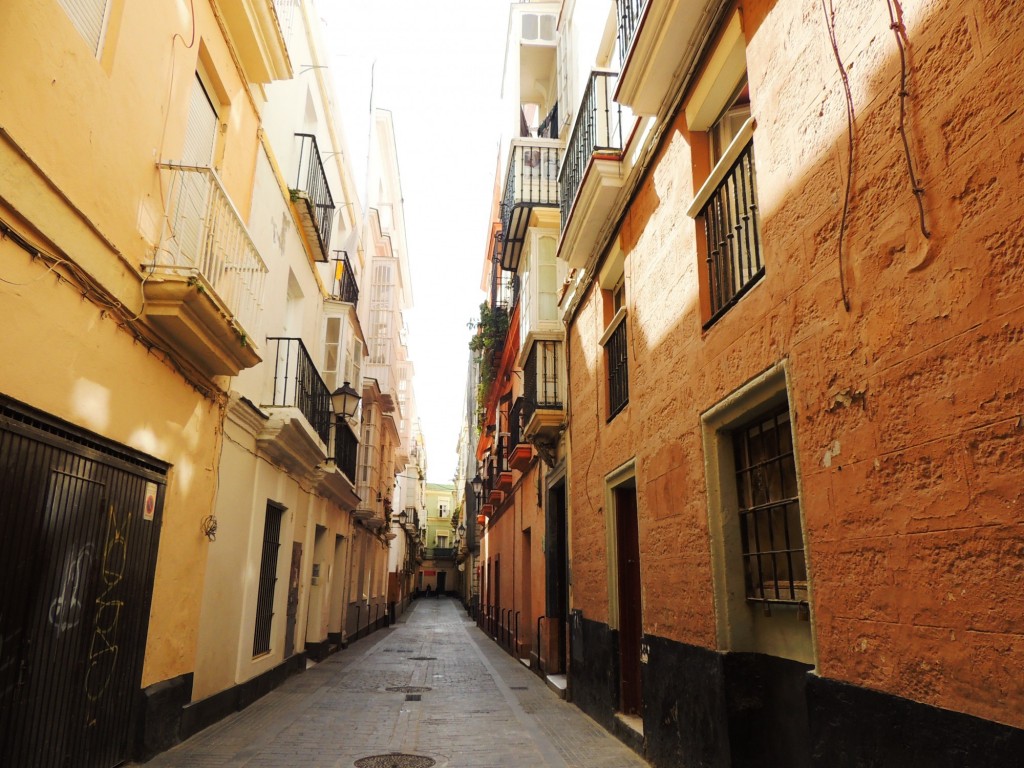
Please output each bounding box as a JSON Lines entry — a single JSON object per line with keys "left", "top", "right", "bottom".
{"left": 385, "top": 686, "right": 432, "bottom": 693}
{"left": 405, "top": 694, "right": 421, "bottom": 702}
{"left": 509, "top": 686, "right": 528, "bottom": 690}
{"left": 354, "top": 754, "right": 436, "bottom": 768}
{"left": 407, "top": 656, "right": 436, "bottom": 661}
{"left": 381, "top": 649, "right": 415, "bottom": 653}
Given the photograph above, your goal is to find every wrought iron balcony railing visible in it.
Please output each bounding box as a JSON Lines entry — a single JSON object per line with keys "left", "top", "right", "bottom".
{"left": 292, "top": 133, "right": 335, "bottom": 260}
{"left": 155, "top": 162, "right": 268, "bottom": 339}
{"left": 508, "top": 397, "right": 525, "bottom": 450}
{"left": 267, "top": 337, "right": 333, "bottom": 445}
{"left": 495, "top": 433, "right": 510, "bottom": 473}
{"left": 523, "top": 340, "right": 563, "bottom": 429}
{"left": 499, "top": 139, "right": 563, "bottom": 271}
{"left": 333, "top": 420, "right": 358, "bottom": 483}
{"left": 331, "top": 250, "right": 359, "bottom": 306}
{"left": 424, "top": 548, "right": 455, "bottom": 560}
{"left": 560, "top": 70, "right": 625, "bottom": 229}
{"left": 618, "top": 0, "right": 647, "bottom": 68}
{"left": 698, "top": 138, "right": 763, "bottom": 327}
{"left": 490, "top": 238, "right": 520, "bottom": 314}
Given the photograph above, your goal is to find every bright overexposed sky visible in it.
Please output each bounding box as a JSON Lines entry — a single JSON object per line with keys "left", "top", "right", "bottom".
{"left": 319, "top": 1, "right": 513, "bottom": 484}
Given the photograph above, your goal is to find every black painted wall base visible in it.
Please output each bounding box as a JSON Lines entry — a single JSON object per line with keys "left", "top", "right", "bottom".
{"left": 134, "top": 653, "right": 307, "bottom": 763}
{"left": 569, "top": 616, "right": 620, "bottom": 732}
{"left": 807, "top": 675, "right": 1024, "bottom": 768}
{"left": 569, "top": 624, "right": 1023, "bottom": 768}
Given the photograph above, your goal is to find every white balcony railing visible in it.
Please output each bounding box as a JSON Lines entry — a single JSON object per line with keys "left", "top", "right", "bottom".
{"left": 155, "top": 163, "right": 268, "bottom": 342}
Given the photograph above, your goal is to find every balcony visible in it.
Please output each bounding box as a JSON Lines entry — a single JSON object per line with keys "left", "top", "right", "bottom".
{"left": 559, "top": 71, "right": 634, "bottom": 269}
{"left": 499, "top": 139, "right": 563, "bottom": 272}
{"left": 424, "top": 548, "right": 455, "bottom": 560}
{"left": 215, "top": 0, "right": 292, "bottom": 84}
{"left": 257, "top": 337, "right": 332, "bottom": 474}
{"left": 147, "top": 163, "right": 268, "bottom": 377}
{"left": 495, "top": 434, "right": 513, "bottom": 491}
{"left": 522, "top": 340, "right": 564, "bottom": 448}
{"left": 507, "top": 398, "right": 533, "bottom": 472}
{"left": 291, "top": 133, "right": 335, "bottom": 262}
{"left": 490, "top": 236, "right": 520, "bottom": 314}
{"left": 333, "top": 420, "right": 358, "bottom": 484}
{"left": 688, "top": 134, "right": 763, "bottom": 328}
{"left": 330, "top": 250, "right": 359, "bottom": 306}
{"left": 615, "top": 0, "right": 724, "bottom": 116}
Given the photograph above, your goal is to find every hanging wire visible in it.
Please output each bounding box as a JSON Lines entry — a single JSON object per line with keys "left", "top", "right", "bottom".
{"left": 885, "top": 0, "right": 930, "bottom": 239}
{"left": 822, "top": 0, "right": 854, "bottom": 312}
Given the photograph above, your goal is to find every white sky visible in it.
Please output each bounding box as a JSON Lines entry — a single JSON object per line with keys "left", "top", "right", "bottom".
{"left": 320, "top": 1, "right": 513, "bottom": 484}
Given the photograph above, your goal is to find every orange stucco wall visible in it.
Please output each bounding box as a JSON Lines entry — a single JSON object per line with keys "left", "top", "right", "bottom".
{"left": 481, "top": 460, "right": 548, "bottom": 659}
{"left": 567, "top": 0, "right": 1022, "bottom": 728}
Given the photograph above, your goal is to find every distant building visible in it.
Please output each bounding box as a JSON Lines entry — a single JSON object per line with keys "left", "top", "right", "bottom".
{"left": 420, "top": 483, "right": 458, "bottom": 594}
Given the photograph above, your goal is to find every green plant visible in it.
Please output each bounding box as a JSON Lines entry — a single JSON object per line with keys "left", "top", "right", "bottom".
{"left": 468, "top": 302, "right": 508, "bottom": 430}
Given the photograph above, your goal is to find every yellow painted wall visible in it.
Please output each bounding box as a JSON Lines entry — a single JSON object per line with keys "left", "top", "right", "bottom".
{"left": 0, "top": 0, "right": 267, "bottom": 690}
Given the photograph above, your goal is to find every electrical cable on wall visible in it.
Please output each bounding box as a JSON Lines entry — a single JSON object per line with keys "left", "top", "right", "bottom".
{"left": 885, "top": 0, "right": 930, "bottom": 239}
{"left": 821, "top": 0, "right": 854, "bottom": 313}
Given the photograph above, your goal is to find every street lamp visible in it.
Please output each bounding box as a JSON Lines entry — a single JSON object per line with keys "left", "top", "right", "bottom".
{"left": 457, "top": 522, "right": 467, "bottom": 538}
{"left": 471, "top": 473, "right": 483, "bottom": 500}
{"left": 330, "top": 381, "right": 361, "bottom": 419}
{"left": 397, "top": 509, "right": 408, "bottom": 527}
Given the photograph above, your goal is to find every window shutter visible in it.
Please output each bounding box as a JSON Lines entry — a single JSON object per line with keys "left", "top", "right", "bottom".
{"left": 184, "top": 76, "right": 218, "bottom": 166}
{"left": 58, "top": 0, "right": 110, "bottom": 56}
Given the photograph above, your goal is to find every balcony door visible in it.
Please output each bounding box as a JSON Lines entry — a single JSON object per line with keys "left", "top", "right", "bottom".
{"left": 174, "top": 75, "right": 218, "bottom": 264}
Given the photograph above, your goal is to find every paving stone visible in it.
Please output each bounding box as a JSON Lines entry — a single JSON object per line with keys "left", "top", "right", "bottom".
{"left": 136, "top": 598, "right": 648, "bottom": 767}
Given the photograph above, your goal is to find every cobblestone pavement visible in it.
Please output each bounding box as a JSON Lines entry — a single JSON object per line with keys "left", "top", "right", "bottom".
{"left": 138, "top": 597, "right": 649, "bottom": 767}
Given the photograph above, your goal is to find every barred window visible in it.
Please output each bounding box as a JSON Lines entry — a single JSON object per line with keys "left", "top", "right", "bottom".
{"left": 605, "top": 317, "right": 628, "bottom": 420}
{"left": 732, "top": 404, "right": 807, "bottom": 611}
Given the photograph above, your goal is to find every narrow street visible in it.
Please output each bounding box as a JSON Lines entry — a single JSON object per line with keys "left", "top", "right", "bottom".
{"left": 137, "top": 599, "right": 648, "bottom": 768}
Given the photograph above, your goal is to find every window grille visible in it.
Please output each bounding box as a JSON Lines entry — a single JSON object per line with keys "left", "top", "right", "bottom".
{"left": 700, "top": 138, "right": 763, "bottom": 327}
{"left": 605, "top": 317, "right": 629, "bottom": 419}
{"left": 732, "top": 404, "right": 807, "bottom": 610}
{"left": 253, "top": 503, "right": 284, "bottom": 655}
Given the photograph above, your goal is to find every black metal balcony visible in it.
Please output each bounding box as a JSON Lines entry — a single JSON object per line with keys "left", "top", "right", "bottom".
{"left": 605, "top": 317, "right": 629, "bottom": 419}
{"left": 522, "top": 340, "right": 563, "bottom": 429}
{"left": 424, "top": 548, "right": 455, "bottom": 560}
{"left": 618, "top": 0, "right": 647, "bottom": 68}
{"left": 560, "top": 71, "right": 624, "bottom": 229}
{"left": 499, "top": 140, "right": 563, "bottom": 271}
{"left": 699, "top": 138, "right": 763, "bottom": 328}
{"left": 333, "top": 420, "right": 358, "bottom": 483}
{"left": 495, "top": 433, "right": 510, "bottom": 473}
{"left": 292, "top": 133, "right": 335, "bottom": 262}
{"left": 508, "top": 397, "right": 525, "bottom": 449}
{"left": 490, "top": 237, "right": 520, "bottom": 314}
{"left": 330, "top": 250, "right": 359, "bottom": 306}
{"left": 267, "top": 337, "right": 332, "bottom": 444}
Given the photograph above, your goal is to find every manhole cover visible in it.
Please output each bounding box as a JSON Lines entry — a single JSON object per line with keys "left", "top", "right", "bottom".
{"left": 354, "top": 754, "right": 436, "bottom": 768}
{"left": 385, "top": 686, "right": 432, "bottom": 693}
{"left": 407, "top": 656, "right": 437, "bottom": 661}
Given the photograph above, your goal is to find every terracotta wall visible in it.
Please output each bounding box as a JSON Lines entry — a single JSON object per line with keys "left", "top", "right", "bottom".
{"left": 482, "top": 461, "right": 547, "bottom": 657}
{"left": 567, "top": 0, "right": 1022, "bottom": 727}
